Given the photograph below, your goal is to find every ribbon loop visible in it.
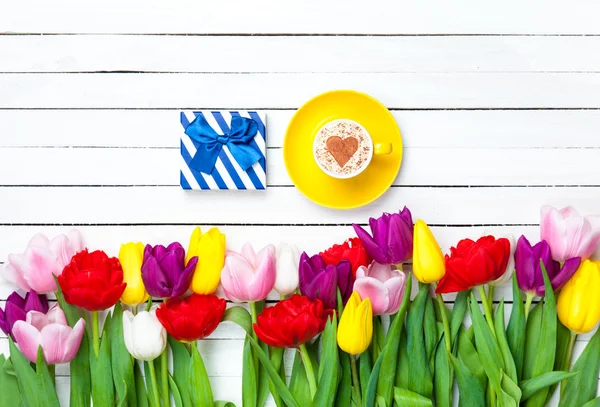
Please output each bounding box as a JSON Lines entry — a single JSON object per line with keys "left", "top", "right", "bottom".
{"left": 185, "top": 114, "right": 261, "bottom": 174}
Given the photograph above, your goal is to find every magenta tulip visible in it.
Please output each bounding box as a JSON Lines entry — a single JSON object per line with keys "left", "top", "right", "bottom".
{"left": 540, "top": 205, "right": 600, "bottom": 262}
{"left": 3, "top": 230, "right": 85, "bottom": 294}
{"left": 221, "top": 243, "right": 276, "bottom": 302}
{"left": 12, "top": 305, "right": 86, "bottom": 364}
{"left": 353, "top": 262, "right": 407, "bottom": 315}
{"left": 0, "top": 291, "right": 49, "bottom": 340}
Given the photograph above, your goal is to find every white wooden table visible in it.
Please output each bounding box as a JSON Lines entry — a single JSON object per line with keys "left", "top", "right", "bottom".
{"left": 1, "top": 1, "right": 600, "bottom": 404}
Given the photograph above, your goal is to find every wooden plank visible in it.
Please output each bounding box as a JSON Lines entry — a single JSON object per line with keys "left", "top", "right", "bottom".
{"left": 1, "top": 186, "right": 598, "bottom": 225}
{"left": 1, "top": 109, "right": 599, "bottom": 149}
{"left": 2, "top": 0, "right": 600, "bottom": 35}
{"left": 1, "top": 146, "right": 599, "bottom": 186}
{"left": 3, "top": 36, "right": 600, "bottom": 73}
{"left": 3, "top": 73, "right": 600, "bottom": 109}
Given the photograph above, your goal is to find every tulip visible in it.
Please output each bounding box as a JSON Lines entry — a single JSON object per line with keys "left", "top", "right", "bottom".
{"left": 320, "top": 237, "right": 371, "bottom": 277}
{"left": 274, "top": 243, "right": 300, "bottom": 296}
{"left": 141, "top": 243, "right": 198, "bottom": 299}
{"left": 337, "top": 291, "right": 373, "bottom": 355}
{"left": 353, "top": 262, "right": 407, "bottom": 315}
{"left": 540, "top": 205, "right": 600, "bottom": 262}
{"left": 58, "top": 249, "right": 126, "bottom": 311}
{"left": 557, "top": 260, "right": 600, "bottom": 334}
{"left": 187, "top": 227, "right": 227, "bottom": 295}
{"left": 515, "top": 236, "right": 580, "bottom": 297}
{"left": 3, "top": 230, "right": 85, "bottom": 294}
{"left": 412, "top": 220, "right": 445, "bottom": 284}
{"left": 489, "top": 234, "right": 516, "bottom": 287}
{"left": 299, "top": 253, "right": 353, "bottom": 309}
{"left": 156, "top": 294, "right": 226, "bottom": 342}
{"left": 253, "top": 295, "right": 328, "bottom": 348}
{"left": 353, "top": 207, "right": 414, "bottom": 265}
{"left": 220, "top": 243, "right": 276, "bottom": 303}
{"left": 119, "top": 242, "right": 149, "bottom": 306}
{"left": 0, "top": 291, "right": 49, "bottom": 340}
{"left": 12, "top": 305, "right": 85, "bottom": 364}
{"left": 123, "top": 309, "right": 167, "bottom": 361}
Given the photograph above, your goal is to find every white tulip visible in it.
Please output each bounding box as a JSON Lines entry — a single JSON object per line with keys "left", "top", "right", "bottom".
{"left": 122, "top": 309, "right": 167, "bottom": 361}
{"left": 489, "top": 234, "right": 516, "bottom": 287}
{"left": 274, "top": 243, "right": 300, "bottom": 296}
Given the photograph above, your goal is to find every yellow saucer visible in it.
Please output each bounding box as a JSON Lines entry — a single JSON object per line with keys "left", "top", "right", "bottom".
{"left": 283, "top": 90, "right": 403, "bottom": 209}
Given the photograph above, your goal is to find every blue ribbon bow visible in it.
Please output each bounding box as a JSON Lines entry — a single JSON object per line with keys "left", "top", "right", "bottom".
{"left": 185, "top": 114, "right": 261, "bottom": 174}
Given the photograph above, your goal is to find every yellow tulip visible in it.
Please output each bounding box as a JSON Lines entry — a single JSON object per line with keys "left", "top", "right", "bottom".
{"left": 557, "top": 259, "right": 600, "bottom": 334}
{"left": 337, "top": 291, "right": 373, "bottom": 355}
{"left": 412, "top": 219, "right": 446, "bottom": 284}
{"left": 119, "top": 242, "right": 149, "bottom": 306}
{"left": 187, "top": 227, "right": 226, "bottom": 295}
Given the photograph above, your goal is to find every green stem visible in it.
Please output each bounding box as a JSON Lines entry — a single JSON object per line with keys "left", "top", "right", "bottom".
{"left": 160, "top": 348, "right": 169, "bottom": 407}
{"left": 48, "top": 364, "right": 55, "bottom": 383}
{"left": 147, "top": 359, "right": 161, "bottom": 407}
{"left": 436, "top": 293, "right": 453, "bottom": 354}
{"left": 560, "top": 331, "right": 578, "bottom": 395}
{"left": 249, "top": 301, "right": 259, "bottom": 377}
{"left": 92, "top": 311, "right": 100, "bottom": 358}
{"left": 299, "top": 344, "right": 317, "bottom": 399}
{"left": 145, "top": 297, "right": 153, "bottom": 312}
{"left": 349, "top": 354, "right": 362, "bottom": 406}
{"left": 477, "top": 286, "right": 497, "bottom": 339}
{"left": 524, "top": 293, "right": 534, "bottom": 319}
{"left": 279, "top": 293, "right": 286, "bottom": 301}
{"left": 487, "top": 285, "right": 495, "bottom": 306}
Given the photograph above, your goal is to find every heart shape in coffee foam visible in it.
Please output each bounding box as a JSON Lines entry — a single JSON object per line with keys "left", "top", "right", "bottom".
{"left": 325, "top": 136, "right": 359, "bottom": 168}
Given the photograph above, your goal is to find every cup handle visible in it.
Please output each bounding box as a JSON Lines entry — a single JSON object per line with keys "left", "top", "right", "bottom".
{"left": 374, "top": 143, "right": 393, "bottom": 155}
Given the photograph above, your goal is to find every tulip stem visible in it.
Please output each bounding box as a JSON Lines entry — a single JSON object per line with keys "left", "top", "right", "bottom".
{"left": 160, "top": 349, "right": 169, "bottom": 407}
{"left": 92, "top": 311, "right": 100, "bottom": 358}
{"left": 145, "top": 298, "right": 153, "bottom": 312}
{"left": 560, "top": 331, "right": 578, "bottom": 395}
{"left": 436, "top": 294, "right": 452, "bottom": 354}
{"left": 524, "top": 293, "right": 534, "bottom": 319}
{"left": 349, "top": 354, "right": 362, "bottom": 406}
{"left": 299, "top": 344, "right": 317, "bottom": 399}
{"left": 477, "top": 286, "right": 496, "bottom": 339}
{"left": 249, "top": 301, "right": 260, "bottom": 379}
{"left": 147, "top": 359, "right": 161, "bottom": 407}
{"left": 487, "top": 285, "right": 495, "bottom": 306}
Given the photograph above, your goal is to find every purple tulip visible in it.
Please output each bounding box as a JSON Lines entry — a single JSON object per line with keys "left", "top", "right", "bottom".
{"left": 514, "top": 235, "right": 580, "bottom": 297}
{"left": 298, "top": 252, "right": 353, "bottom": 309}
{"left": 353, "top": 207, "right": 414, "bottom": 265}
{"left": 141, "top": 243, "right": 198, "bottom": 299}
{"left": 0, "top": 290, "right": 49, "bottom": 340}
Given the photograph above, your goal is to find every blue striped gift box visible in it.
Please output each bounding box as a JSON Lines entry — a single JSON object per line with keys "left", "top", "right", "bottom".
{"left": 179, "top": 111, "right": 267, "bottom": 190}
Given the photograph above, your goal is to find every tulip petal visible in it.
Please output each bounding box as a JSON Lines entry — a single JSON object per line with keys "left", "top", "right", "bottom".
{"left": 221, "top": 253, "right": 254, "bottom": 302}
{"left": 383, "top": 275, "right": 406, "bottom": 315}
{"left": 171, "top": 256, "right": 196, "bottom": 297}
{"left": 241, "top": 242, "right": 257, "bottom": 267}
{"left": 142, "top": 255, "right": 171, "bottom": 298}
{"left": 353, "top": 277, "right": 389, "bottom": 315}
{"left": 2, "top": 263, "right": 31, "bottom": 291}
{"left": 61, "top": 318, "right": 85, "bottom": 363}
{"left": 27, "top": 311, "right": 50, "bottom": 331}
{"left": 49, "top": 234, "right": 75, "bottom": 270}
{"left": 21, "top": 247, "right": 60, "bottom": 293}
{"left": 547, "top": 257, "right": 581, "bottom": 295}
{"left": 367, "top": 262, "right": 395, "bottom": 282}
{"left": 39, "top": 323, "right": 72, "bottom": 364}
{"left": 122, "top": 310, "right": 135, "bottom": 356}
{"left": 28, "top": 234, "right": 50, "bottom": 249}
{"left": 353, "top": 224, "right": 386, "bottom": 263}
{"left": 248, "top": 247, "right": 276, "bottom": 301}
{"left": 12, "top": 320, "right": 42, "bottom": 363}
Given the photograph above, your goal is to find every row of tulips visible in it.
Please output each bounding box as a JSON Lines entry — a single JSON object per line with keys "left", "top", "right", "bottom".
{"left": 1, "top": 206, "right": 600, "bottom": 407}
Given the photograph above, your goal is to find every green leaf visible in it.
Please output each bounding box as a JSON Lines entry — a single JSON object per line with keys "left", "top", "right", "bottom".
{"left": 223, "top": 306, "right": 252, "bottom": 335}
{"left": 110, "top": 303, "right": 137, "bottom": 407}
{"left": 522, "top": 302, "right": 543, "bottom": 381}
{"left": 0, "top": 357, "right": 22, "bottom": 407}
{"left": 394, "top": 329, "right": 409, "bottom": 391}
{"left": 189, "top": 343, "right": 214, "bottom": 407}
{"left": 9, "top": 337, "right": 40, "bottom": 407}
{"left": 215, "top": 402, "right": 237, "bottom": 407}
{"left": 546, "top": 320, "right": 572, "bottom": 404}
{"left": 406, "top": 284, "right": 433, "bottom": 399}
{"left": 256, "top": 341, "right": 271, "bottom": 407}
{"left": 359, "top": 350, "right": 372, "bottom": 400}
{"left": 268, "top": 346, "right": 285, "bottom": 407}
{"left": 520, "top": 371, "right": 578, "bottom": 401}
{"left": 169, "top": 337, "right": 192, "bottom": 407}
{"left": 169, "top": 373, "right": 184, "bottom": 407}
{"left": 289, "top": 350, "right": 311, "bottom": 407}
{"left": 247, "top": 336, "right": 300, "bottom": 407}
{"left": 364, "top": 355, "right": 383, "bottom": 407}
{"left": 424, "top": 296, "right": 438, "bottom": 367}
{"left": 494, "top": 299, "right": 518, "bottom": 383}
{"left": 91, "top": 330, "right": 116, "bottom": 407}
{"left": 559, "top": 327, "right": 600, "bottom": 407}
{"left": 506, "top": 275, "right": 526, "bottom": 382}
{"left": 450, "top": 291, "right": 468, "bottom": 344}
{"left": 433, "top": 338, "right": 453, "bottom": 407}
{"left": 55, "top": 277, "right": 91, "bottom": 407}
{"left": 35, "top": 348, "right": 60, "bottom": 407}
{"left": 143, "top": 361, "right": 159, "bottom": 407}
{"left": 134, "top": 362, "right": 149, "bottom": 407}
{"left": 499, "top": 372, "right": 521, "bottom": 407}
{"left": 583, "top": 397, "right": 600, "bottom": 407}
{"left": 392, "top": 387, "right": 433, "bottom": 407}
{"left": 375, "top": 276, "right": 412, "bottom": 406}
{"left": 242, "top": 336, "right": 258, "bottom": 407}
{"left": 336, "top": 350, "right": 352, "bottom": 407}
{"left": 525, "top": 262, "right": 557, "bottom": 407}
{"left": 449, "top": 353, "right": 486, "bottom": 407}
{"left": 312, "top": 315, "right": 339, "bottom": 407}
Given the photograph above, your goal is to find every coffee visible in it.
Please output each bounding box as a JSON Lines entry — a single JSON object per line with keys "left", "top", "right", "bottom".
{"left": 313, "top": 119, "right": 372, "bottom": 178}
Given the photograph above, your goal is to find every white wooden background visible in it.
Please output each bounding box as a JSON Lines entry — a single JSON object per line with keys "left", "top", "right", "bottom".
{"left": 2, "top": 1, "right": 600, "bottom": 405}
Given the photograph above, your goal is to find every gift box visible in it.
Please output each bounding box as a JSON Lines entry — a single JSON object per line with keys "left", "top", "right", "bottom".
{"left": 179, "top": 111, "right": 267, "bottom": 190}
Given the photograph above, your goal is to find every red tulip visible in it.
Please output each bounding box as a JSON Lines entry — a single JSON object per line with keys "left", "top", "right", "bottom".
{"left": 253, "top": 295, "right": 329, "bottom": 348}
{"left": 320, "top": 238, "right": 371, "bottom": 277}
{"left": 435, "top": 236, "right": 511, "bottom": 294}
{"left": 156, "top": 294, "right": 226, "bottom": 342}
{"left": 58, "top": 249, "right": 126, "bottom": 311}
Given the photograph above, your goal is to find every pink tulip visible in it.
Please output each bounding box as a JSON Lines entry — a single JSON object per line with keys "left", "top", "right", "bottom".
{"left": 353, "top": 262, "right": 407, "bottom": 315}
{"left": 221, "top": 242, "right": 276, "bottom": 303}
{"left": 540, "top": 206, "right": 600, "bottom": 262}
{"left": 12, "top": 305, "right": 85, "bottom": 364}
{"left": 3, "top": 230, "right": 85, "bottom": 294}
